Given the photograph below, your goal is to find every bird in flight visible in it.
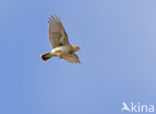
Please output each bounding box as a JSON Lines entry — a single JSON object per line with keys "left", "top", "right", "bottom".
{"left": 40, "top": 14, "right": 81, "bottom": 63}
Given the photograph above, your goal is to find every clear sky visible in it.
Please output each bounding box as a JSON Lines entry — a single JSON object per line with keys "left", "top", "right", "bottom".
{"left": 0, "top": 0, "right": 156, "bottom": 114}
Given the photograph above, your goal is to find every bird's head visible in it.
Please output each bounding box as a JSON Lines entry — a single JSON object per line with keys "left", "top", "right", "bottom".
{"left": 72, "top": 45, "right": 80, "bottom": 52}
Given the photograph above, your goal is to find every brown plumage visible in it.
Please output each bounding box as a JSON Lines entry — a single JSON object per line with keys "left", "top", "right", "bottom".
{"left": 40, "top": 14, "right": 81, "bottom": 63}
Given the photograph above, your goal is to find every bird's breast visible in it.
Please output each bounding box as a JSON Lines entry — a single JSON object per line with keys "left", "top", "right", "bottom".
{"left": 51, "top": 45, "right": 72, "bottom": 54}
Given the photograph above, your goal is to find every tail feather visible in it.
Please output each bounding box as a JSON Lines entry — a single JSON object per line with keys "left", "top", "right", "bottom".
{"left": 40, "top": 52, "right": 52, "bottom": 62}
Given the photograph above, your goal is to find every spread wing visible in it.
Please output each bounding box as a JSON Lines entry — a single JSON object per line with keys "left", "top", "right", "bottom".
{"left": 62, "top": 53, "right": 80, "bottom": 63}
{"left": 48, "top": 14, "right": 70, "bottom": 48}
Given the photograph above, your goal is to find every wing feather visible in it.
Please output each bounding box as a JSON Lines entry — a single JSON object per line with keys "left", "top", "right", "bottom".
{"left": 48, "top": 14, "right": 70, "bottom": 48}
{"left": 62, "top": 54, "right": 80, "bottom": 63}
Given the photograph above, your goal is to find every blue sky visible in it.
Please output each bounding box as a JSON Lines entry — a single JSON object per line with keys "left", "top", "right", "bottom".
{"left": 0, "top": 0, "right": 156, "bottom": 114}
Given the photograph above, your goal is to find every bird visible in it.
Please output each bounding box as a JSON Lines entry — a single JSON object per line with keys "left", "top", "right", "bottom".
{"left": 40, "top": 14, "right": 81, "bottom": 63}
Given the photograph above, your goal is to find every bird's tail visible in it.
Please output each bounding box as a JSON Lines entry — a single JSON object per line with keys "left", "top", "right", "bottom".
{"left": 40, "top": 52, "right": 53, "bottom": 62}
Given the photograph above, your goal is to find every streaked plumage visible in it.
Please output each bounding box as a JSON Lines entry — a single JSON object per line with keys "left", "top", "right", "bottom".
{"left": 40, "top": 14, "right": 80, "bottom": 63}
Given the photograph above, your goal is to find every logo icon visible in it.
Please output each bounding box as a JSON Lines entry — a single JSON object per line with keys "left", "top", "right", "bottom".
{"left": 121, "top": 102, "right": 130, "bottom": 112}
